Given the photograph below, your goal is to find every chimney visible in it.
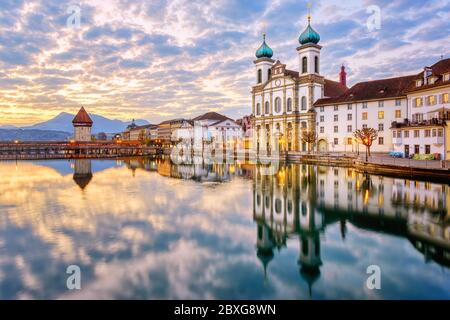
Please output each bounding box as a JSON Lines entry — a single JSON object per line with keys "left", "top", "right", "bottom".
{"left": 339, "top": 64, "right": 347, "bottom": 87}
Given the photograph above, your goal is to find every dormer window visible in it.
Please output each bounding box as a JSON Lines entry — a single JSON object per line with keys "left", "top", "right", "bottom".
{"left": 444, "top": 73, "right": 450, "bottom": 82}
{"left": 416, "top": 79, "right": 423, "bottom": 87}
{"left": 428, "top": 76, "right": 437, "bottom": 85}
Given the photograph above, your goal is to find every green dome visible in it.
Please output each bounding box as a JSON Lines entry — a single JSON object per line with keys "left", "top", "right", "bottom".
{"left": 299, "top": 18, "right": 320, "bottom": 45}
{"left": 255, "top": 34, "right": 273, "bottom": 59}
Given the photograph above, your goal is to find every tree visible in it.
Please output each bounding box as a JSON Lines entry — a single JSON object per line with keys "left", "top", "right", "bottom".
{"left": 354, "top": 128, "right": 378, "bottom": 161}
{"left": 301, "top": 129, "right": 317, "bottom": 154}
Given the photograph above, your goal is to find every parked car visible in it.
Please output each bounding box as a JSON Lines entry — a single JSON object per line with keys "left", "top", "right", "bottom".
{"left": 389, "top": 151, "right": 403, "bottom": 158}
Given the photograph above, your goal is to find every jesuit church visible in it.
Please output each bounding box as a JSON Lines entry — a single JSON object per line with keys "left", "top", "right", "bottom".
{"left": 251, "top": 15, "right": 347, "bottom": 153}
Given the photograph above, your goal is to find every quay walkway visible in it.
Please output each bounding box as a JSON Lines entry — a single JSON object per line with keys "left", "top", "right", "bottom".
{"left": 0, "top": 141, "right": 158, "bottom": 160}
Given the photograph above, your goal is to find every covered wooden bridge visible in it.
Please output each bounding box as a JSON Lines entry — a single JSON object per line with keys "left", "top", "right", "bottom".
{"left": 0, "top": 141, "right": 159, "bottom": 160}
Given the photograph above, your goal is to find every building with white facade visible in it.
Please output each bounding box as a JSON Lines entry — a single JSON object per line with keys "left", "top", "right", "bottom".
{"left": 250, "top": 14, "right": 450, "bottom": 159}
{"left": 171, "top": 112, "right": 243, "bottom": 151}
{"left": 316, "top": 59, "right": 450, "bottom": 158}
{"left": 314, "top": 76, "right": 415, "bottom": 153}
{"left": 251, "top": 16, "right": 347, "bottom": 153}
{"left": 392, "top": 59, "right": 450, "bottom": 160}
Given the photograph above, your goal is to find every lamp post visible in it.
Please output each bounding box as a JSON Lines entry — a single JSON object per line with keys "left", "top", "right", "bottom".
{"left": 364, "top": 138, "right": 369, "bottom": 162}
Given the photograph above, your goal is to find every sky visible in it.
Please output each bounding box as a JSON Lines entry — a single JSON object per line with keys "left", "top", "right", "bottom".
{"left": 0, "top": 0, "right": 449, "bottom": 126}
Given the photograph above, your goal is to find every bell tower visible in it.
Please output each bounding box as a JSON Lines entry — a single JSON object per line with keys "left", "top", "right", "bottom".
{"left": 254, "top": 33, "right": 274, "bottom": 85}
{"left": 297, "top": 12, "right": 321, "bottom": 76}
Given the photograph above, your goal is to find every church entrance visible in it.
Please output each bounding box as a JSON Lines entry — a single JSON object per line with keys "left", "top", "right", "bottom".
{"left": 318, "top": 139, "right": 328, "bottom": 153}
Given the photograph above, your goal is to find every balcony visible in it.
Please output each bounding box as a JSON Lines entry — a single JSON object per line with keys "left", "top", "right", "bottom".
{"left": 391, "top": 118, "right": 447, "bottom": 128}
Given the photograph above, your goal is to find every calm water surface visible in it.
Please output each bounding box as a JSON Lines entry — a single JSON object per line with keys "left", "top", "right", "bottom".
{"left": 0, "top": 157, "right": 449, "bottom": 299}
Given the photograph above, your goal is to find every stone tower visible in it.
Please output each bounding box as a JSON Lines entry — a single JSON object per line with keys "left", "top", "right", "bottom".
{"left": 72, "top": 107, "right": 93, "bottom": 141}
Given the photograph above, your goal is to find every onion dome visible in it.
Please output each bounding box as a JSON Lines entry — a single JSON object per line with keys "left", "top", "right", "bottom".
{"left": 255, "top": 33, "right": 273, "bottom": 59}
{"left": 299, "top": 16, "right": 320, "bottom": 45}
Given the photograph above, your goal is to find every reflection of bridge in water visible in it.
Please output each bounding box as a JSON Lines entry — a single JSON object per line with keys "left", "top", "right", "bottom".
{"left": 253, "top": 164, "right": 450, "bottom": 294}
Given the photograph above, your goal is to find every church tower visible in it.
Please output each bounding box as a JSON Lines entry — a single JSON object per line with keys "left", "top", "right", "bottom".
{"left": 254, "top": 33, "right": 274, "bottom": 86}
{"left": 72, "top": 107, "right": 93, "bottom": 142}
{"left": 296, "top": 13, "right": 323, "bottom": 114}
{"left": 297, "top": 15, "right": 321, "bottom": 77}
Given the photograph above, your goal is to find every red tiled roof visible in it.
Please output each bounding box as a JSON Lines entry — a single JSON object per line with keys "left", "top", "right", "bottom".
{"left": 193, "top": 112, "right": 232, "bottom": 122}
{"left": 72, "top": 107, "right": 93, "bottom": 124}
{"left": 406, "top": 58, "right": 450, "bottom": 93}
{"left": 324, "top": 79, "right": 348, "bottom": 98}
{"left": 314, "top": 75, "right": 416, "bottom": 106}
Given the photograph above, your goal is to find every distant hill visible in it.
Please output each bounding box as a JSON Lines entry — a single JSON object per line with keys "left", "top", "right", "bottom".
{"left": 0, "top": 125, "right": 19, "bottom": 130}
{"left": 0, "top": 129, "right": 71, "bottom": 141}
{"left": 23, "top": 112, "right": 149, "bottom": 134}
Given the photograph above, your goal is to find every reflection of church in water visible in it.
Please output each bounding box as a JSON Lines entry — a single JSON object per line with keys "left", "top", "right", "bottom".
{"left": 253, "top": 164, "right": 450, "bottom": 295}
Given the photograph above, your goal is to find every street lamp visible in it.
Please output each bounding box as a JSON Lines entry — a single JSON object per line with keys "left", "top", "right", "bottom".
{"left": 363, "top": 138, "right": 369, "bottom": 162}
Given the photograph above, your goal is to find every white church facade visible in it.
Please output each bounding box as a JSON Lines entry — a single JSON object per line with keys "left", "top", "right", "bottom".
{"left": 251, "top": 15, "right": 450, "bottom": 160}
{"left": 251, "top": 16, "right": 347, "bottom": 154}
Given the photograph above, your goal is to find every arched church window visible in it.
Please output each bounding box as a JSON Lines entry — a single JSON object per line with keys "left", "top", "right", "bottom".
{"left": 275, "top": 199, "right": 282, "bottom": 214}
{"left": 302, "top": 237, "right": 309, "bottom": 255}
{"left": 302, "top": 57, "right": 307, "bottom": 74}
{"left": 314, "top": 56, "right": 319, "bottom": 73}
{"left": 287, "top": 200, "right": 292, "bottom": 214}
{"left": 257, "top": 225, "right": 262, "bottom": 240}
{"left": 257, "top": 69, "right": 262, "bottom": 83}
{"left": 268, "top": 69, "right": 271, "bottom": 79}
{"left": 287, "top": 98, "right": 292, "bottom": 112}
{"left": 274, "top": 97, "right": 281, "bottom": 113}
{"left": 256, "top": 103, "right": 261, "bottom": 115}
{"left": 265, "top": 101, "right": 270, "bottom": 114}
{"left": 301, "top": 96, "right": 307, "bottom": 110}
